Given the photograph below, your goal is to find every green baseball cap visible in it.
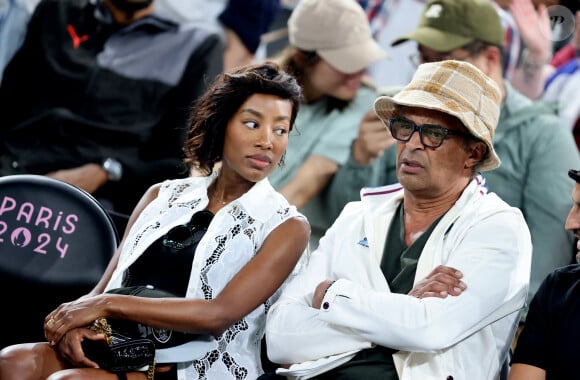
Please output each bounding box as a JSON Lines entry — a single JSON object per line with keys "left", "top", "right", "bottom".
{"left": 391, "top": 0, "right": 505, "bottom": 52}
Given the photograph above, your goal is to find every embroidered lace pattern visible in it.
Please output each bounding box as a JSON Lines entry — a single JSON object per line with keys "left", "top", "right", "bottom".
{"left": 115, "top": 178, "right": 303, "bottom": 379}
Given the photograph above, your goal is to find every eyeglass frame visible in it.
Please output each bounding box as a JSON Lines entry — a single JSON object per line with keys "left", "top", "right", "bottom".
{"left": 408, "top": 40, "right": 490, "bottom": 68}
{"left": 388, "top": 116, "right": 473, "bottom": 148}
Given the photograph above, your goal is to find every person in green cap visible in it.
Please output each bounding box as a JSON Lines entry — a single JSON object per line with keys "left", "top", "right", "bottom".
{"left": 326, "top": 0, "right": 580, "bottom": 321}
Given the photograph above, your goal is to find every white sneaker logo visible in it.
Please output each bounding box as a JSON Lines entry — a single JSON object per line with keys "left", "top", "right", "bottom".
{"left": 424, "top": 4, "right": 443, "bottom": 18}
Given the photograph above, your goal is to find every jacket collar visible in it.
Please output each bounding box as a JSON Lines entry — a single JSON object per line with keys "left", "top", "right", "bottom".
{"left": 359, "top": 175, "right": 488, "bottom": 263}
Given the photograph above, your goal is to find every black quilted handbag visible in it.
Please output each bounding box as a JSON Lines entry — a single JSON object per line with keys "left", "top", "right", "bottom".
{"left": 82, "top": 317, "right": 156, "bottom": 378}
{"left": 82, "top": 285, "right": 198, "bottom": 378}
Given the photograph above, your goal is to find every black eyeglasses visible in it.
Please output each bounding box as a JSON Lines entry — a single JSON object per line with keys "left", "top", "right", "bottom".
{"left": 388, "top": 117, "right": 472, "bottom": 148}
{"left": 162, "top": 211, "right": 213, "bottom": 250}
{"left": 410, "top": 41, "right": 488, "bottom": 68}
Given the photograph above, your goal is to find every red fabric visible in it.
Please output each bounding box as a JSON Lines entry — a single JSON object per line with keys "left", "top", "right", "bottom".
{"left": 551, "top": 44, "right": 575, "bottom": 68}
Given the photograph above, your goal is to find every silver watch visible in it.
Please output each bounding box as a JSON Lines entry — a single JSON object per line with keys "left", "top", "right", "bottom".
{"left": 102, "top": 158, "right": 123, "bottom": 182}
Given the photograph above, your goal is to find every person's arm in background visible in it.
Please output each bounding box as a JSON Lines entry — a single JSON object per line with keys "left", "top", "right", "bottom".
{"left": 325, "top": 109, "right": 397, "bottom": 222}
{"left": 507, "top": 0, "right": 555, "bottom": 99}
{"left": 350, "top": 109, "right": 396, "bottom": 166}
{"left": 508, "top": 364, "right": 546, "bottom": 379}
{"left": 279, "top": 155, "right": 337, "bottom": 209}
{"left": 222, "top": 28, "right": 254, "bottom": 71}
{"left": 280, "top": 85, "right": 381, "bottom": 212}
{"left": 218, "top": 0, "right": 280, "bottom": 70}
{"left": 279, "top": 109, "right": 389, "bottom": 209}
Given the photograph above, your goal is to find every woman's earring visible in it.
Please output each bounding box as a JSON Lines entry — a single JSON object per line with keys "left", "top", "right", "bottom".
{"left": 278, "top": 153, "right": 286, "bottom": 167}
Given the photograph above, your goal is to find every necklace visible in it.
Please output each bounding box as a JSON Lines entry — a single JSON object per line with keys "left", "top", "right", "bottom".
{"left": 209, "top": 185, "right": 232, "bottom": 206}
{"left": 212, "top": 195, "right": 230, "bottom": 205}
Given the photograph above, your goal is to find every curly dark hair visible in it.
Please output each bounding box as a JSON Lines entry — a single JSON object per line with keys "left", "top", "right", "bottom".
{"left": 183, "top": 61, "right": 303, "bottom": 175}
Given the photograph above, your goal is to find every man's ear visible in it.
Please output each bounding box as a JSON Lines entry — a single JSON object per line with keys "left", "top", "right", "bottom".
{"left": 480, "top": 45, "right": 502, "bottom": 76}
{"left": 465, "top": 141, "right": 488, "bottom": 169}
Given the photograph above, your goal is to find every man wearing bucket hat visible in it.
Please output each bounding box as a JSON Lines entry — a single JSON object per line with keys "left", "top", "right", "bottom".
{"left": 267, "top": 0, "right": 387, "bottom": 249}
{"left": 327, "top": 0, "right": 580, "bottom": 316}
{"left": 265, "top": 60, "right": 532, "bottom": 379}
{"left": 508, "top": 168, "right": 580, "bottom": 379}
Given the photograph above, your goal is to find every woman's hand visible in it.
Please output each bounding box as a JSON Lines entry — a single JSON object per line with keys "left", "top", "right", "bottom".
{"left": 56, "top": 327, "right": 106, "bottom": 368}
{"left": 44, "top": 295, "right": 107, "bottom": 345}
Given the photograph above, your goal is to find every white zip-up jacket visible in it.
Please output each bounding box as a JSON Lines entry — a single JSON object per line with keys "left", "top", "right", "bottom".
{"left": 266, "top": 175, "right": 532, "bottom": 380}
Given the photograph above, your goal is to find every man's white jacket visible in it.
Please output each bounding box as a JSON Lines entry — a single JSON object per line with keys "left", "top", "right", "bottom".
{"left": 266, "top": 175, "right": 532, "bottom": 380}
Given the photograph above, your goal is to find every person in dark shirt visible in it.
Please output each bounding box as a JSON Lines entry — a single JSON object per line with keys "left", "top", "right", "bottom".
{"left": 508, "top": 169, "right": 580, "bottom": 380}
{"left": 0, "top": 0, "right": 224, "bottom": 223}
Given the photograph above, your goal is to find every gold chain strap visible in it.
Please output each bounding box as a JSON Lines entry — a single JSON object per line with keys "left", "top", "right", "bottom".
{"left": 88, "top": 317, "right": 113, "bottom": 345}
{"left": 146, "top": 360, "right": 156, "bottom": 380}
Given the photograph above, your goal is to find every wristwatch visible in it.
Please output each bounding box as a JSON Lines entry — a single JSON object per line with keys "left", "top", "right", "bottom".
{"left": 102, "top": 158, "right": 123, "bottom": 182}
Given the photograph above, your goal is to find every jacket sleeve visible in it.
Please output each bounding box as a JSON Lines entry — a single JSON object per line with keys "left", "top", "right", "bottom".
{"left": 266, "top": 204, "right": 375, "bottom": 364}
{"left": 266, "top": 204, "right": 532, "bottom": 363}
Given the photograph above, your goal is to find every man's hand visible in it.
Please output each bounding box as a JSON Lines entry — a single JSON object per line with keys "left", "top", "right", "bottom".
{"left": 312, "top": 279, "right": 336, "bottom": 309}
{"left": 351, "top": 109, "right": 396, "bottom": 165}
{"left": 310, "top": 265, "right": 465, "bottom": 310}
{"left": 409, "top": 265, "right": 466, "bottom": 299}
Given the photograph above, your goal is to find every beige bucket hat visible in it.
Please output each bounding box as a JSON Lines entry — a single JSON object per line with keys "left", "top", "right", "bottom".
{"left": 288, "top": 0, "right": 387, "bottom": 74}
{"left": 374, "top": 60, "right": 502, "bottom": 171}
